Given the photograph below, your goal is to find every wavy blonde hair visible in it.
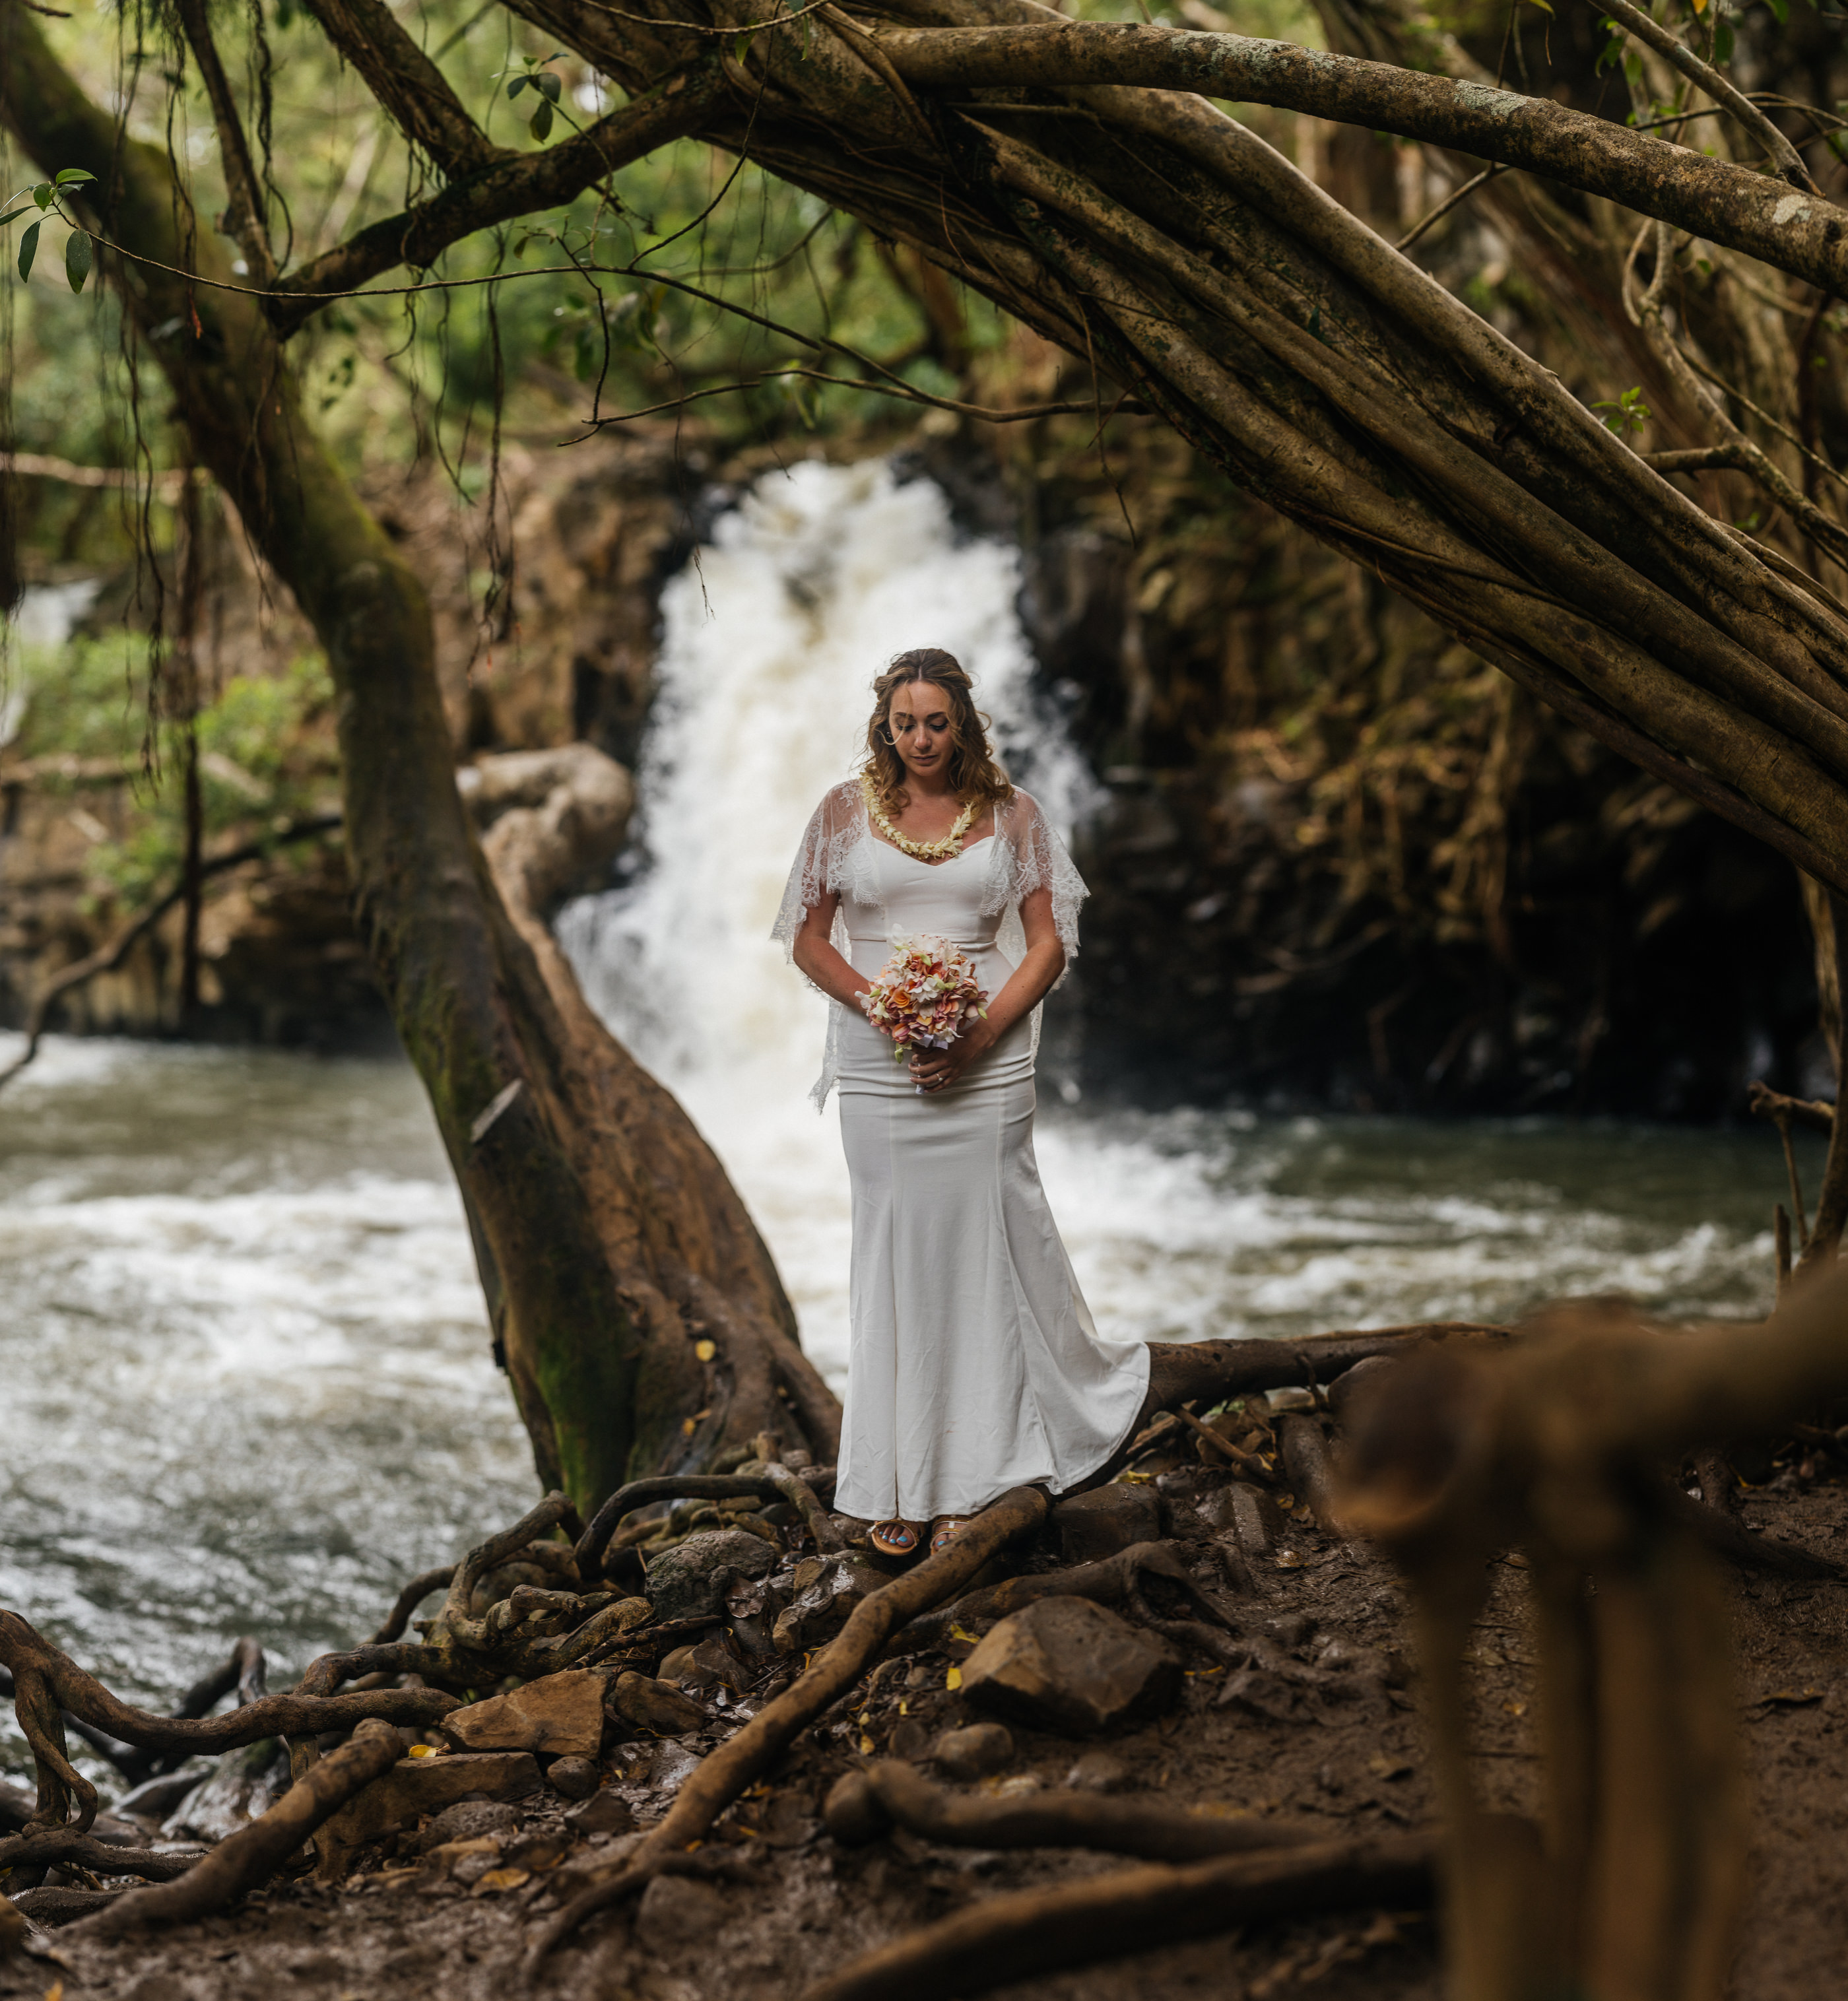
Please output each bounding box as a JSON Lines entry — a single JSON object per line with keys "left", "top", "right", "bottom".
{"left": 862, "top": 649, "right": 1014, "bottom": 813}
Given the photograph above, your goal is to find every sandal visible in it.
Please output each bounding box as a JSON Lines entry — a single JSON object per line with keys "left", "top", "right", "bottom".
{"left": 868, "top": 1519, "right": 925, "bottom": 1559}
{"left": 929, "top": 1515, "right": 972, "bottom": 1556}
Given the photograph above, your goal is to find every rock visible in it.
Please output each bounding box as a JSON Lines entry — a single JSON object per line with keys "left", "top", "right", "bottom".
{"left": 609, "top": 1671, "right": 706, "bottom": 1736}
{"left": 1051, "top": 1484, "right": 1162, "bottom": 1563}
{"left": 658, "top": 1645, "right": 702, "bottom": 1687}
{"left": 888, "top": 1718, "right": 931, "bottom": 1761}
{"left": 961, "top": 1598, "right": 1182, "bottom": 1736}
{"left": 416, "top": 1799, "right": 521, "bottom": 1853}
{"left": 548, "top": 1755, "right": 599, "bottom": 1800}
{"left": 324, "top": 1751, "right": 541, "bottom": 1850}
{"left": 566, "top": 1788, "right": 637, "bottom": 1835}
{"left": 1065, "top": 1750, "right": 1137, "bottom": 1794}
{"left": 1206, "top": 1482, "right": 1287, "bottom": 1558}
{"left": 440, "top": 1668, "right": 605, "bottom": 1759}
{"left": 933, "top": 1722, "right": 1014, "bottom": 1780}
{"left": 112, "top": 1770, "right": 210, "bottom": 1823}
{"left": 635, "top": 1872, "right": 729, "bottom": 1954}
{"left": 1326, "top": 1353, "right": 1398, "bottom": 1421}
{"left": 644, "top": 1530, "right": 776, "bottom": 1621}
{"left": 427, "top": 1833, "right": 503, "bottom": 1881}
{"left": 686, "top": 1637, "right": 751, "bottom": 1695}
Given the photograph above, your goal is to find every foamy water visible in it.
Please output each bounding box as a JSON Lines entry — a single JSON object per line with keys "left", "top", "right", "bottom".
{"left": 1, "top": 459, "right": 1801, "bottom": 1782}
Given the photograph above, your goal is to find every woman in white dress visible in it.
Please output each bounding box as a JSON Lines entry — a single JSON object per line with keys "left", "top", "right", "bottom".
{"left": 774, "top": 649, "right": 1149, "bottom": 1559}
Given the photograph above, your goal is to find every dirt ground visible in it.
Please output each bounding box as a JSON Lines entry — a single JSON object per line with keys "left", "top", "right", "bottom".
{"left": 9, "top": 1470, "right": 1848, "bottom": 2001}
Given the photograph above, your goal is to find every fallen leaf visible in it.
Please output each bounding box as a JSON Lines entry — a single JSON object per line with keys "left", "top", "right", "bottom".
{"left": 945, "top": 1666, "right": 962, "bottom": 1691}
{"left": 408, "top": 1743, "right": 442, "bottom": 1758}
{"left": 1274, "top": 1549, "right": 1305, "bottom": 1570}
{"left": 948, "top": 1624, "right": 981, "bottom": 1645}
{"left": 1367, "top": 1754, "right": 1413, "bottom": 1781}
{"left": 473, "top": 1868, "right": 532, "bottom": 1895}
{"left": 858, "top": 1734, "right": 875, "bottom": 1755}
{"left": 694, "top": 1339, "right": 716, "bottom": 1363}
{"left": 1502, "top": 1701, "right": 1527, "bottom": 1718}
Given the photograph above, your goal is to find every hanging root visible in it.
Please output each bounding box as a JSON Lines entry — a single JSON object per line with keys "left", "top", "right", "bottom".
{"left": 73, "top": 1719, "right": 404, "bottom": 1940}
{"left": 824, "top": 1759, "right": 1334, "bottom": 1860}
{"left": 523, "top": 1485, "right": 1051, "bottom": 1979}
{"left": 796, "top": 1832, "right": 1436, "bottom": 2001}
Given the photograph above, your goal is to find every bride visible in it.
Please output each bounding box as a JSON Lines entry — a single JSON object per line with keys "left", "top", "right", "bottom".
{"left": 774, "top": 648, "right": 1149, "bottom": 1559}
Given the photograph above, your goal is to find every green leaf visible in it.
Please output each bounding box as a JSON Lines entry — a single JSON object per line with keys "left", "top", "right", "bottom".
{"left": 65, "top": 228, "right": 92, "bottom": 293}
{"left": 1713, "top": 15, "right": 1734, "bottom": 59}
{"left": 54, "top": 167, "right": 96, "bottom": 186}
{"left": 18, "top": 218, "right": 40, "bottom": 281}
{"left": 1764, "top": 0, "right": 1789, "bottom": 19}
{"left": 529, "top": 97, "right": 553, "bottom": 141}
{"left": 535, "top": 70, "right": 561, "bottom": 101}
{"left": 0, "top": 203, "right": 33, "bottom": 229}
{"left": 32, "top": 183, "right": 53, "bottom": 211}
{"left": 506, "top": 75, "right": 528, "bottom": 96}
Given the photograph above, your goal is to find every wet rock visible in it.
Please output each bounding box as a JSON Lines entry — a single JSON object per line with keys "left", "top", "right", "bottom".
{"left": 1051, "top": 1484, "right": 1162, "bottom": 1563}
{"left": 932, "top": 1722, "right": 1014, "bottom": 1781}
{"left": 888, "top": 1718, "right": 931, "bottom": 1761}
{"left": 441, "top": 1668, "right": 606, "bottom": 1759}
{"left": 1204, "top": 1482, "right": 1288, "bottom": 1558}
{"left": 162, "top": 1736, "right": 289, "bottom": 1842}
{"left": 1065, "top": 1750, "right": 1137, "bottom": 1794}
{"left": 110, "top": 1770, "right": 209, "bottom": 1823}
{"left": 1326, "top": 1353, "right": 1398, "bottom": 1422}
{"left": 961, "top": 1599, "right": 1182, "bottom": 1736}
{"left": 772, "top": 1555, "right": 876, "bottom": 1653}
{"left": 609, "top": 1671, "right": 706, "bottom": 1736}
{"left": 566, "top": 1787, "right": 637, "bottom": 1835}
{"left": 325, "top": 1751, "right": 540, "bottom": 1849}
{"left": 636, "top": 1872, "right": 729, "bottom": 1953}
{"left": 548, "top": 1755, "right": 599, "bottom": 1800}
{"left": 644, "top": 1530, "right": 776, "bottom": 1621}
{"left": 416, "top": 1799, "right": 521, "bottom": 1853}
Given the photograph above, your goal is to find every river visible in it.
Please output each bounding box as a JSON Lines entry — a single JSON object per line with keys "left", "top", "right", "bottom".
{"left": 0, "top": 457, "right": 1815, "bottom": 1782}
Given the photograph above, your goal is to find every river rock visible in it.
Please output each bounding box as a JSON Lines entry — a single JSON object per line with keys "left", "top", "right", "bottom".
{"left": 325, "top": 1750, "right": 541, "bottom": 1849}
{"left": 1201, "top": 1482, "right": 1287, "bottom": 1557}
{"left": 960, "top": 1598, "right": 1181, "bottom": 1736}
{"left": 548, "top": 1755, "right": 599, "bottom": 1800}
{"left": 1051, "top": 1484, "right": 1162, "bottom": 1563}
{"left": 609, "top": 1671, "right": 706, "bottom": 1736}
{"left": 440, "top": 1668, "right": 605, "bottom": 1759}
{"left": 644, "top": 1530, "right": 776, "bottom": 1620}
{"left": 933, "top": 1722, "right": 1014, "bottom": 1781}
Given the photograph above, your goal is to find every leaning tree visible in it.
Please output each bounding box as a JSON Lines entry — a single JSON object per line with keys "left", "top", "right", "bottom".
{"left": 3, "top": 0, "right": 1845, "bottom": 1513}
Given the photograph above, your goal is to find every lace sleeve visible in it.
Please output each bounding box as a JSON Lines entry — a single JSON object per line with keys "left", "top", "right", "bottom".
{"left": 1002, "top": 789, "right": 1088, "bottom": 985}
{"left": 770, "top": 780, "right": 866, "bottom": 959}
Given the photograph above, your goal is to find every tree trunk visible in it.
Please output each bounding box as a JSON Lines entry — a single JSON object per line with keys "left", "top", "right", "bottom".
{"left": 0, "top": 3, "right": 840, "bottom": 1512}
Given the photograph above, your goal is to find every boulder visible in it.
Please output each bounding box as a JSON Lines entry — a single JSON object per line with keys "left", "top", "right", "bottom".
{"left": 644, "top": 1530, "right": 776, "bottom": 1621}
{"left": 960, "top": 1598, "right": 1181, "bottom": 1736}
{"left": 933, "top": 1722, "right": 1014, "bottom": 1781}
{"left": 440, "top": 1668, "right": 605, "bottom": 1759}
{"left": 1051, "top": 1484, "right": 1162, "bottom": 1564}
{"left": 323, "top": 1751, "right": 540, "bottom": 1850}
{"left": 566, "top": 1787, "right": 637, "bottom": 1835}
{"left": 609, "top": 1671, "right": 706, "bottom": 1736}
{"left": 636, "top": 1872, "right": 729, "bottom": 1954}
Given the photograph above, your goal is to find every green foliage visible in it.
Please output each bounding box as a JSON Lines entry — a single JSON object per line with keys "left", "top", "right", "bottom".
{"left": 7, "top": 640, "right": 339, "bottom": 904}
{"left": 1594, "top": 386, "right": 1652, "bottom": 436}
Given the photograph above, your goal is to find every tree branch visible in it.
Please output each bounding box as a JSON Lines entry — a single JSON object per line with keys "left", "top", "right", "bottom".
{"left": 172, "top": 0, "right": 278, "bottom": 284}
{"left": 268, "top": 65, "right": 719, "bottom": 335}
{"left": 298, "top": 0, "right": 510, "bottom": 179}
{"left": 873, "top": 22, "right": 1848, "bottom": 301}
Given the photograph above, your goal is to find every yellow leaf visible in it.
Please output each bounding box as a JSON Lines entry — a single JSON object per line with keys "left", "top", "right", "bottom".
{"left": 408, "top": 1743, "right": 441, "bottom": 1758}
{"left": 858, "top": 1734, "right": 875, "bottom": 1754}
{"left": 694, "top": 1338, "right": 716, "bottom": 1362}
{"left": 473, "top": 1868, "right": 531, "bottom": 1895}
{"left": 946, "top": 1666, "right": 962, "bottom": 1691}
{"left": 681, "top": 1418, "right": 697, "bottom": 1436}
{"left": 948, "top": 1624, "right": 980, "bottom": 1645}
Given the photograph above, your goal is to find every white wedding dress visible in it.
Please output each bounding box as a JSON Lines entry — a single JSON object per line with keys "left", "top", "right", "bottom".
{"left": 774, "top": 781, "right": 1150, "bottom": 1523}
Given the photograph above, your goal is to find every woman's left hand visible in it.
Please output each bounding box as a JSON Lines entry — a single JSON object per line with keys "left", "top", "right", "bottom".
{"left": 909, "top": 1020, "right": 997, "bottom": 1094}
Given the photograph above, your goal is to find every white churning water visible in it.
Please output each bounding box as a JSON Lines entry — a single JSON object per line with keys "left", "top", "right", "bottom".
{"left": 0, "top": 459, "right": 1797, "bottom": 1774}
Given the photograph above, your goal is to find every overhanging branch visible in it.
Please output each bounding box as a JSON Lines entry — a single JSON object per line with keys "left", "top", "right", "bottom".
{"left": 873, "top": 22, "right": 1848, "bottom": 301}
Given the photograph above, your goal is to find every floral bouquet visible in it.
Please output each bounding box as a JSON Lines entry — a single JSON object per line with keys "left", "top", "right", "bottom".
{"left": 857, "top": 935, "right": 989, "bottom": 1074}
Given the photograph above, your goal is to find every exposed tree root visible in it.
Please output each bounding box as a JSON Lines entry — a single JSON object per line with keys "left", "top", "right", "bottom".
{"left": 797, "top": 1831, "right": 1437, "bottom": 2001}
{"left": 0, "top": 1830, "right": 202, "bottom": 1879}
{"left": 824, "top": 1759, "right": 1333, "bottom": 1860}
{"left": 575, "top": 1463, "right": 839, "bottom": 1577}
{"left": 0, "top": 1612, "right": 455, "bottom": 1834}
{"left": 1276, "top": 1415, "right": 1346, "bottom": 1539}
{"left": 369, "top": 1567, "right": 456, "bottom": 1645}
{"left": 73, "top": 1720, "right": 403, "bottom": 1940}
{"left": 1665, "top": 1480, "right": 1843, "bottom": 1579}
{"left": 523, "top": 1486, "right": 1051, "bottom": 1979}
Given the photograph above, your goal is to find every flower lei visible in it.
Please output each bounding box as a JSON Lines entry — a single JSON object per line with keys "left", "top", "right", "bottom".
{"left": 861, "top": 772, "right": 979, "bottom": 861}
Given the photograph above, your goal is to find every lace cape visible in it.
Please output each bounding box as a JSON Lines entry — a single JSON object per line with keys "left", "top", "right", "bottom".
{"left": 771, "top": 779, "right": 1088, "bottom": 1109}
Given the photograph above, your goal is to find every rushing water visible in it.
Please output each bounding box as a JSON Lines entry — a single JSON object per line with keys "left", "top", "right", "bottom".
{"left": 0, "top": 457, "right": 1816, "bottom": 1785}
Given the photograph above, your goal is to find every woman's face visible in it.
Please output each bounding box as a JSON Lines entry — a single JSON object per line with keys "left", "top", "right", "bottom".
{"left": 886, "top": 678, "right": 958, "bottom": 787}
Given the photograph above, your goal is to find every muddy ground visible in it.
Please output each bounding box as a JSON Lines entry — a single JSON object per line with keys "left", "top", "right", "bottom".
{"left": 7, "top": 1472, "right": 1848, "bottom": 2001}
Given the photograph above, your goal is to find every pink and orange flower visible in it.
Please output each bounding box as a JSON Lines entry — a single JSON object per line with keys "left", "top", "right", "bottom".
{"left": 857, "top": 935, "right": 989, "bottom": 1063}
